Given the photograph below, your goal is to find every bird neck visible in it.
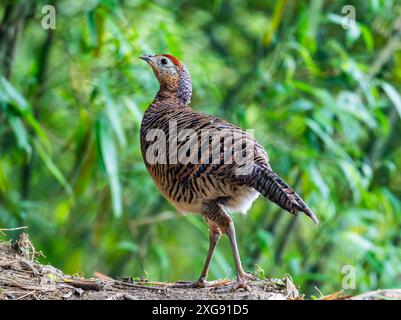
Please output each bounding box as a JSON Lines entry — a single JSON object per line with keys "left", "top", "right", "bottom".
{"left": 156, "top": 65, "right": 192, "bottom": 105}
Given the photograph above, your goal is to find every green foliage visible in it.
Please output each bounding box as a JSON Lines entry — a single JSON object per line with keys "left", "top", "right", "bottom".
{"left": 1, "top": 0, "right": 401, "bottom": 296}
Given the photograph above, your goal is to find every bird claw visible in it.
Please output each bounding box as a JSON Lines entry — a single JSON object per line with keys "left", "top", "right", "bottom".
{"left": 209, "top": 272, "right": 256, "bottom": 293}
{"left": 169, "top": 279, "right": 208, "bottom": 288}
{"left": 242, "top": 272, "right": 257, "bottom": 281}
{"left": 211, "top": 279, "right": 251, "bottom": 293}
{"left": 169, "top": 273, "right": 256, "bottom": 292}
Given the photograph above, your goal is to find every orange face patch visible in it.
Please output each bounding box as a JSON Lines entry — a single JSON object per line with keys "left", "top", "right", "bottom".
{"left": 160, "top": 54, "right": 182, "bottom": 67}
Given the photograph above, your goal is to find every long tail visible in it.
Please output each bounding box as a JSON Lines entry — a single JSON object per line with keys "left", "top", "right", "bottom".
{"left": 246, "top": 165, "right": 319, "bottom": 224}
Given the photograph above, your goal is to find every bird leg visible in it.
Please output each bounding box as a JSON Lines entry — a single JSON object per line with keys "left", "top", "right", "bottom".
{"left": 213, "top": 220, "right": 256, "bottom": 293}
{"left": 170, "top": 222, "right": 222, "bottom": 288}
{"left": 171, "top": 202, "right": 255, "bottom": 292}
{"left": 198, "top": 223, "right": 222, "bottom": 284}
{"left": 202, "top": 202, "right": 255, "bottom": 293}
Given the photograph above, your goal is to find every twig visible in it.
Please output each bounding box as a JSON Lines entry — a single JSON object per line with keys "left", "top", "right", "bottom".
{"left": 0, "top": 226, "right": 28, "bottom": 237}
{"left": 63, "top": 279, "right": 104, "bottom": 291}
{"left": 20, "top": 260, "right": 40, "bottom": 276}
{"left": 113, "top": 280, "right": 166, "bottom": 291}
{"left": 0, "top": 226, "right": 28, "bottom": 231}
{"left": 16, "top": 290, "right": 36, "bottom": 300}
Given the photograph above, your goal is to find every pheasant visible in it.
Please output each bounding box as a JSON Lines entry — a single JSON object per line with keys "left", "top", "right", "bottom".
{"left": 139, "top": 54, "right": 318, "bottom": 292}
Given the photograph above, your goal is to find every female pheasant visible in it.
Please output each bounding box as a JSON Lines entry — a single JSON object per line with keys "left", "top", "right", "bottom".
{"left": 140, "top": 54, "right": 318, "bottom": 292}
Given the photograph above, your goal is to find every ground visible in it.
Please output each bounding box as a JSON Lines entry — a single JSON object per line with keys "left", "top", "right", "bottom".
{"left": 0, "top": 233, "right": 300, "bottom": 300}
{"left": 1, "top": 233, "right": 400, "bottom": 300}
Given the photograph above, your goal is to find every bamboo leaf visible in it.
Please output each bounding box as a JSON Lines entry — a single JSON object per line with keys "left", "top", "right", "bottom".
{"left": 0, "top": 77, "right": 50, "bottom": 149}
{"left": 306, "top": 119, "right": 349, "bottom": 159}
{"left": 123, "top": 97, "right": 143, "bottom": 125}
{"left": 381, "top": 82, "right": 401, "bottom": 119}
{"left": 34, "top": 139, "right": 74, "bottom": 199}
{"left": 99, "top": 76, "right": 126, "bottom": 147}
{"left": 95, "top": 115, "right": 122, "bottom": 217}
{"left": 0, "top": 77, "right": 29, "bottom": 111}
{"left": 7, "top": 115, "right": 32, "bottom": 155}
{"left": 263, "top": 0, "right": 287, "bottom": 48}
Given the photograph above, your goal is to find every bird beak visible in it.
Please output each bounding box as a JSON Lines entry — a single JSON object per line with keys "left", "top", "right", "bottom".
{"left": 139, "top": 54, "right": 153, "bottom": 63}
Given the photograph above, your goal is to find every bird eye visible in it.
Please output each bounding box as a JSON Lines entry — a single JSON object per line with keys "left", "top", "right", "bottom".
{"left": 160, "top": 58, "right": 168, "bottom": 65}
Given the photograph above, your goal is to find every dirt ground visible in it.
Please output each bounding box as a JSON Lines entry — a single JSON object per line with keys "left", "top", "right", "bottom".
{"left": 2, "top": 233, "right": 401, "bottom": 300}
{"left": 0, "top": 233, "right": 301, "bottom": 300}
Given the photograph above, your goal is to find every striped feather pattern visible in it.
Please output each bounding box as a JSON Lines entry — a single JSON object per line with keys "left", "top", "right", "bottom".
{"left": 244, "top": 165, "right": 319, "bottom": 224}
{"left": 140, "top": 99, "right": 264, "bottom": 214}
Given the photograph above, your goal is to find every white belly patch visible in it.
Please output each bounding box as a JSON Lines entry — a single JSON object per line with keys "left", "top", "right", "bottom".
{"left": 224, "top": 188, "right": 260, "bottom": 214}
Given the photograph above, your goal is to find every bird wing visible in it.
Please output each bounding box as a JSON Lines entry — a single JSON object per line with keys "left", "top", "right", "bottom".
{"left": 187, "top": 111, "right": 318, "bottom": 224}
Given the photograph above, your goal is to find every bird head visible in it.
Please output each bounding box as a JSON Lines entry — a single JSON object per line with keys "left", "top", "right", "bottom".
{"left": 139, "top": 54, "right": 192, "bottom": 104}
{"left": 139, "top": 54, "right": 182, "bottom": 86}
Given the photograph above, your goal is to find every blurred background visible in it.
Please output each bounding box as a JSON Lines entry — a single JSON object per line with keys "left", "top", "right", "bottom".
{"left": 1, "top": 0, "right": 401, "bottom": 297}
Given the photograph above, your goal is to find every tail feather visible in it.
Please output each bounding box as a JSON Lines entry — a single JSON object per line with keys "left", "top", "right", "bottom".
{"left": 247, "top": 165, "right": 319, "bottom": 224}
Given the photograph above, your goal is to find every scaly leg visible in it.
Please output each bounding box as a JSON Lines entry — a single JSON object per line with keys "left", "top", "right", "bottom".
{"left": 171, "top": 221, "right": 222, "bottom": 288}
{"left": 213, "top": 220, "right": 255, "bottom": 293}
{"left": 203, "top": 202, "right": 255, "bottom": 293}
{"left": 197, "top": 223, "right": 221, "bottom": 284}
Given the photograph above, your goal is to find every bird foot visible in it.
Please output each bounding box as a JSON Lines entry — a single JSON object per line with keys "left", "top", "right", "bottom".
{"left": 211, "top": 278, "right": 251, "bottom": 293}
{"left": 242, "top": 272, "right": 257, "bottom": 281}
{"left": 210, "top": 272, "right": 256, "bottom": 293}
{"left": 169, "top": 278, "right": 232, "bottom": 289}
{"left": 169, "top": 278, "right": 208, "bottom": 288}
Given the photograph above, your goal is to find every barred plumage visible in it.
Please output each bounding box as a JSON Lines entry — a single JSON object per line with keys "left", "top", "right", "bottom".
{"left": 244, "top": 165, "right": 318, "bottom": 224}
{"left": 139, "top": 54, "right": 318, "bottom": 291}
{"left": 141, "top": 103, "right": 264, "bottom": 215}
